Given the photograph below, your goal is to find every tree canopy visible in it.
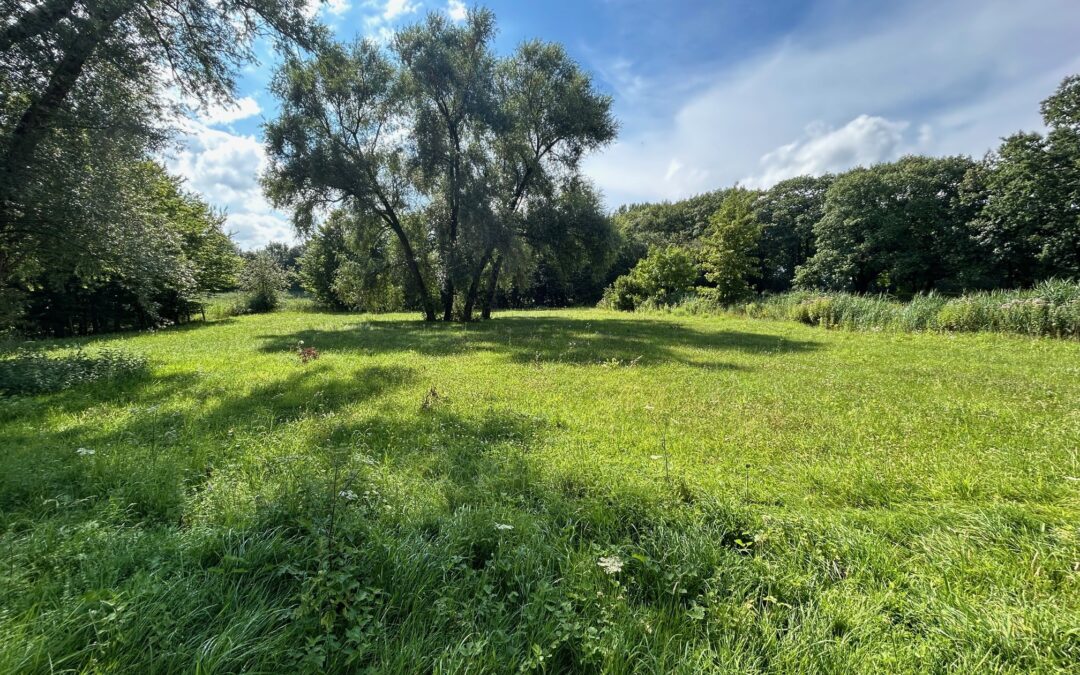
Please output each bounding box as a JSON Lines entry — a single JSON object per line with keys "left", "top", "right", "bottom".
{"left": 264, "top": 8, "right": 616, "bottom": 321}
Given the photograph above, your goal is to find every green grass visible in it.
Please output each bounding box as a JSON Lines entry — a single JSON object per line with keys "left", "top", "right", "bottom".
{"left": 1, "top": 308, "right": 1078, "bottom": 672}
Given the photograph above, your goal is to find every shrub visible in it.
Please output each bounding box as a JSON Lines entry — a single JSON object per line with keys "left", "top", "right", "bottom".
{"left": 599, "top": 246, "right": 698, "bottom": 311}
{"left": 0, "top": 347, "right": 148, "bottom": 395}
{"left": 240, "top": 253, "right": 290, "bottom": 313}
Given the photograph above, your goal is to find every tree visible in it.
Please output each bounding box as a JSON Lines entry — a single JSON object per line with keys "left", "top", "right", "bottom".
{"left": 466, "top": 39, "right": 617, "bottom": 320}
{"left": 13, "top": 161, "right": 240, "bottom": 334}
{"left": 395, "top": 9, "right": 499, "bottom": 321}
{"left": 796, "top": 156, "right": 988, "bottom": 295}
{"left": 263, "top": 38, "right": 439, "bottom": 320}
{"left": 964, "top": 76, "right": 1080, "bottom": 286}
{"left": 699, "top": 188, "right": 762, "bottom": 304}
{"left": 753, "top": 175, "right": 831, "bottom": 292}
{"left": 0, "top": 0, "right": 318, "bottom": 192}
{"left": 240, "top": 251, "right": 289, "bottom": 312}
{"left": 299, "top": 214, "right": 357, "bottom": 309}
{"left": 0, "top": 0, "right": 316, "bottom": 325}
{"left": 263, "top": 8, "right": 615, "bottom": 322}
{"left": 149, "top": 165, "right": 241, "bottom": 295}
{"left": 511, "top": 179, "right": 618, "bottom": 308}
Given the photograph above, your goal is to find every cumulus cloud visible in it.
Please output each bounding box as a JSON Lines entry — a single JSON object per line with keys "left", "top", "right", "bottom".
{"left": 446, "top": 0, "right": 466, "bottom": 22}
{"left": 584, "top": 0, "right": 1080, "bottom": 206}
{"left": 168, "top": 119, "right": 296, "bottom": 250}
{"left": 195, "top": 96, "right": 262, "bottom": 126}
{"left": 746, "top": 115, "right": 915, "bottom": 187}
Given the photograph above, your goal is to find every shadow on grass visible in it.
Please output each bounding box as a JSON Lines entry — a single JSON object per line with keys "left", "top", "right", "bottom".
{"left": 0, "top": 363, "right": 418, "bottom": 518}
{"left": 255, "top": 314, "right": 821, "bottom": 369}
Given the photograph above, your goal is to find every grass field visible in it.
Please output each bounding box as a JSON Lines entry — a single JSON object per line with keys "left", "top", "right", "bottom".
{"left": 1, "top": 308, "right": 1078, "bottom": 672}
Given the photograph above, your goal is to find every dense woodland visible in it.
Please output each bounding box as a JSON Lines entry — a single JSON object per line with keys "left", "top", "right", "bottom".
{"left": 1, "top": 2, "right": 1077, "bottom": 335}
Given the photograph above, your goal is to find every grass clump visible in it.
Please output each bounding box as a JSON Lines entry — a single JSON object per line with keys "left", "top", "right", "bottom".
{"left": 1, "top": 308, "right": 1077, "bottom": 671}
{"left": 0, "top": 346, "right": 148, "bottom": 395}
{"left": 718, "top": 279, "right": 1080, "bottom": 337}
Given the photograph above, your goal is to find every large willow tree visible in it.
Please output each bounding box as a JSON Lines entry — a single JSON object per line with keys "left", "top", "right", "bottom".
{"left": 263, "top": 8, "right": 616, "bottom": 322}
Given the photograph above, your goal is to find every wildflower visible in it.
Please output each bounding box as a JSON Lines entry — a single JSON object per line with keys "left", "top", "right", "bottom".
{"left": 76, "top": 447, "right": 95, "bottom": 456}
{"left": 650, "top": 454, "right": 662, "bottom": 460}
{"left": 494, "top": 522, "right": 514, "bottom": 531}
{"left": 598, "top": 555, "right": 623, "bottom": 575}
{"left": 338, "top": 489, "right": 358, "bottom": 501}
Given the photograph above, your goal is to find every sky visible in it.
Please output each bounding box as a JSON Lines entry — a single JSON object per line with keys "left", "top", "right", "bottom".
{"left": 166, "top": 0, "right": 1080, "bottom": 250}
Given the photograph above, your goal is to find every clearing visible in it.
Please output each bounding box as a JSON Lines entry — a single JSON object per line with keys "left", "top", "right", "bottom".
{"left": 1, "top": 308, "right": 1078, "bottom": 672}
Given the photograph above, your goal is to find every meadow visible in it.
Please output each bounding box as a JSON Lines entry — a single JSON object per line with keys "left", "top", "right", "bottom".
{"left": 1, "top": 307, "right": 1078, "bottom": 673}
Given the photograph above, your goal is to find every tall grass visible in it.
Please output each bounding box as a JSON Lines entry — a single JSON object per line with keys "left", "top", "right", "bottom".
{"left": 711, "top": 280, "right": 1080, "bottom": 337}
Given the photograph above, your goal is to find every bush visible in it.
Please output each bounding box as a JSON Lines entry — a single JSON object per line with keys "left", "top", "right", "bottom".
{"left": 0, "top": 347, "right": 148, "bottom": 395}
{"left": 240, "top": 253, "right": 290, "bottom": 313}
{"left": 599, "top": 246, "right": 698, "bottom": 311}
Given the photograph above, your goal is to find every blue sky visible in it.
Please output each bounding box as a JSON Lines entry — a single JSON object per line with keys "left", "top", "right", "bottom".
{"left": 167, "top": 0, "right": 1080, "bottom": 249}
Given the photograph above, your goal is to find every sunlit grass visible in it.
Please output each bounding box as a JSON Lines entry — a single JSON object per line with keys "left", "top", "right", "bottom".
{"left": 1, "top": 308, "right": 1078, "bottom": 672}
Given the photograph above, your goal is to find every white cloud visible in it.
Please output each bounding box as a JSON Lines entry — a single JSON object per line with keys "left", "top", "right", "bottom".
{"left": 584, "top": 0, "right": 1080, "bottom": 206}
{"left": 196, "top": 96, "right": 262, "bottom": 126}
{"left": 382, "top": 0, "right": 418, "bottom": 20}
{"left": 326, "top": 0, "right": 351, "bottom": 16}
{"left": 361, "top": 0, "right": 421, "bottom": 41}
{"left": 746, "top": 115, "right": 914, "bottom": 187}
{"left": 167, "top": 118, "right": 296, "bottom": 250}
{"left": 446, "top": 0, "right": 466, "bottom": 22}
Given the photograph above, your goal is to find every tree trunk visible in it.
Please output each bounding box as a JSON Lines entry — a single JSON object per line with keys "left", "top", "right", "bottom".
{"left": 0, "top": 0, "right": 78, "bottom": 53}
{"left": 441, "top": 277, "right": 454, "bottom": 321}
{"left": 481, "top": 254, "right": 502, "bottom": 320}
{"left": 461, "top": 249, "right": 492, "bottom": 322}
{"left": 383, "top": 215, "right": 436, "bottom": 321}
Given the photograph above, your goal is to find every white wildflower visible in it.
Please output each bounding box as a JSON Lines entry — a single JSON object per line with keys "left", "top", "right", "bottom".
{"left": 76, "top": 447, "right": 95, "bottom": 456}
{"left": 338, "top": 489, "right": 358, "bottom": 501}
{"left": 598, "top": 555, "right": 623, "bottom": 575}
{"left": 650, "top": 454, "right": 662, "bottom": 460}
{"left": 494, "top": 522, "right": 514, "bottom": 531}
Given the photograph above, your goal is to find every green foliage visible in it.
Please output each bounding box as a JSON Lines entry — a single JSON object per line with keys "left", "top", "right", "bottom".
{"left": 0, "top": 0, "right": 318, "bottom": 329}
{"left": 0, "top": 308, "right": 1077, "bottom": 671}
{"left": 964, "top": 76, "right": 1080, "bottom": 287}
{"left": 10, "top": 162, "right": 241, "bottom": 334}
{"left": 612, "top": 189, "right": 730, "bottom": 252}
{"left": 795, "top": 155, "right": 987, "bottom": 295}
{"left": 0, "top": 346, "right": 147, "bottom": 395}
{"left": 601, "top": 246, "right": 698, "bottom": 311}
{"left": 718, "top": 279, "right": 1080, "bottom": 337}
{"left": 332, "top": 260, "right": 405, "bottom": 313}
{"left": 753, "top": 175, "right": 831, "bottom": 292}
{"left": 517, "top": 180, "right": 619, "bottom": 307}
{"left": 699, "top": 188, "right": 763, "bottom": 304}
{"left": 240, "top": 252, "right": 290, "bottom": 313}
{"left": 264, "top": 10, "right": 615, "bottom": 322}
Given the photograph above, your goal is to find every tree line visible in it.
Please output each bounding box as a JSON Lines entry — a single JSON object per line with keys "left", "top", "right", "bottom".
{"left": 2, "top": 0, "right": 1076, "bottom": 333}
{"left": 604, "top": 75, "right": 1080, "bottom": 310}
